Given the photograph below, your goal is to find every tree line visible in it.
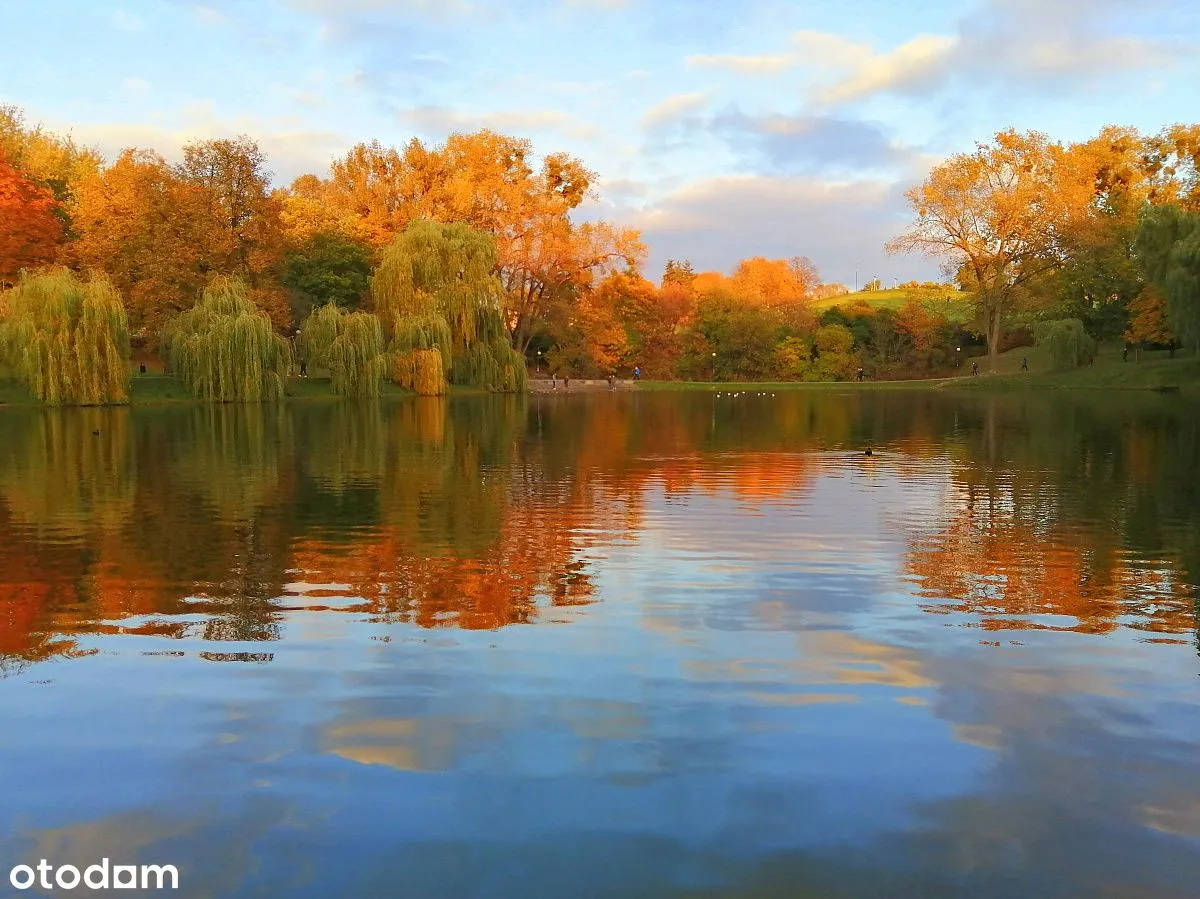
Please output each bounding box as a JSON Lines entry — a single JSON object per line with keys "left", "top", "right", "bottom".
{"left": 1, "top": 103, "right": 1198, "bottom": 404}
{"left": 892, "top": 125, "right": 1200, "bottom": 368}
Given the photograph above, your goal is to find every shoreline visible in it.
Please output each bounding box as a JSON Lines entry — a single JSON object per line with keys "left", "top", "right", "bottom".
{"left": 3, "top": 359, "right": 1197, "bottom": 409}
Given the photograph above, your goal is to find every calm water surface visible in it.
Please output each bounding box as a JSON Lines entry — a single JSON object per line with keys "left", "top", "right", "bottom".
{"left": 1, "top": 390, "right": 1198, "bottom": 898}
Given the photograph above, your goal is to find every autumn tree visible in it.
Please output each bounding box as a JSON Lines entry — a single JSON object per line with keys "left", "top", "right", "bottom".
{"left": 277, "top": 174, "right": 372, "bottom": 246}
{"left": 1123, "top": 285, "right": 1172, "bottom": 357}
{"left": 0, "top": 104, "right": 102, "bottom": 238}
{"left": 547, "top": 274, "right": 631, "bottom": 378}
{"left": 315, "top": 131, "right": 644, "bottom": 351}
{"left": 1046, "top": 127, "right": 1159, "bottom": 340}
{"left": 0, "top": 155, "right": 63, "bottom": 284}
{"left": 178, "top": 136, "right": 289, "bottom": 328}
{"left": 889, "top": 130, "right": 1087, "bottom": 368}
{"left": 69, "top": 149, "right": 227, "bottom": 341}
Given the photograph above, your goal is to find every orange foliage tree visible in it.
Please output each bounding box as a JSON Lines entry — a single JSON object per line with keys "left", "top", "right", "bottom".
{"left": 69, "top": 150, "right": 228, "bottom": 341}
{"left": 0, "top": 155, "right": 63, "bottom": 283}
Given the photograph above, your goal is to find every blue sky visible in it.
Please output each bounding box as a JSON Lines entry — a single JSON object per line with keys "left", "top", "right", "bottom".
{"left": 4, "top": 0, "right": 1198, "bottom": 284}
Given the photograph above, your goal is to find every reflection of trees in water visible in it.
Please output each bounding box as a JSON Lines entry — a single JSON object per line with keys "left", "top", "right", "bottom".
{"left": 291, "top": 393, "right": 598, "bottom": 629}
{"left": 906, "top": 393, "right": 1200, "bottom": 641}
{"left": 297, "top": 400, "right": 390, "bottom": 494}
{"left": 0, "top": 407, "right": 136, "bottom": 536}
{"left": 167, "top": 405, "right": 292, "bottom": 525}
{"left": 2, "top": 390, "right": 1198, "bottom": 667}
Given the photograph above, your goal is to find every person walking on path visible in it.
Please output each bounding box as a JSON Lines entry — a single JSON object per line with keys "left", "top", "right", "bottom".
{"left": 856, "top": 367, "right": 865, "bottom": 382}
{"left": 1021, "top": 358, "right": 1028, "bottom": 371}
{"left": 634, "top": 366, "right": 641, "bottom": 381}
{"left": 971, "top": 361, "right": 979, "bottom": 376}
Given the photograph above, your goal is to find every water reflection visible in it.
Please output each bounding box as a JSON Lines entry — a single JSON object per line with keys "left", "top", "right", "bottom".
{"left": 1, "top": 390, "right": 1198, "bottom": 897}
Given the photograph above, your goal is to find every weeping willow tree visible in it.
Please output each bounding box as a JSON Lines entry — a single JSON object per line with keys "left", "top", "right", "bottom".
{"left": 300, "top": 302, "right": 388, "bottom": 397}
{"left": 372, "top": 220, "right": 527, "bottom": 395}
{"left": 0, "top": 268, "right": 130, "bottom": 406}
{"left": 161, "top": 277, "right": 291, "bottom": 402}
{"left": 1034, "top": 318, "right": 1096, "bottom": 371}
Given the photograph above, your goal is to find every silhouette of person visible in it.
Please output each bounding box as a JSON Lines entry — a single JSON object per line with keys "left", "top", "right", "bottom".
{"left": 972, "top": 362, "right": 979, "bottom": 376}
{"left": 1021, "top": 358, "right": 1028, "bottom": 371}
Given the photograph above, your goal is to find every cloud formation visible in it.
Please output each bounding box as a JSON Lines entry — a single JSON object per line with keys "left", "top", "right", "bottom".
{"left": 682, "top": 0, "right": 1185, "bottom": 108}
{"left": 707, "top": 111, "right": 914, "bottom": 176}
{"left": 603, "top": 174, "right": 933, "bottom": 284}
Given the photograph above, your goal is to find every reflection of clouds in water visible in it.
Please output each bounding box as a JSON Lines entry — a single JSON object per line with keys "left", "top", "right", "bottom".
{"left": 324, "top": 718, "right": 456, "bottom": 772}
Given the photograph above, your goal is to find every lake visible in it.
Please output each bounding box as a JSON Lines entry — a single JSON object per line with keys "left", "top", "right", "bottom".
{"left": 1, "top": 389, "right": 1198, "bottom": 898}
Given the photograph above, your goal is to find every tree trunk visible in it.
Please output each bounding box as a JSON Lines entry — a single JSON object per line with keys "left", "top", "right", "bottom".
{"left": 987, "top": 307, "right": 1002, "bottom": 372}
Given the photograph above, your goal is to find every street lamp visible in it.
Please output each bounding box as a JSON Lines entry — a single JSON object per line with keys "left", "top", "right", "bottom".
{"left": 956, "top": 346, "right": 961, "bottom": 369}
{"left": 537, "top": 349, "right": 543, "bottom": 373}
{"left": 711, "top": 351, "right": 717, "bottom": 382}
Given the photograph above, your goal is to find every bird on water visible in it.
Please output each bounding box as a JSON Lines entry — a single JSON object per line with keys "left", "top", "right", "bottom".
{"left": 864, "top": 447, "right": 873, "bottom": 456}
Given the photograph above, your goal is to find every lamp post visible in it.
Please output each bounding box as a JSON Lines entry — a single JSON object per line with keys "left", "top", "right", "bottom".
{"left": 537, "top": 349, "right": 543, "bottom": 373}
{"left": 711, "top": 351, "right": 717, "bottom": 382}
{"left": 956, "top": 346, "right": 961, "bottom": 369}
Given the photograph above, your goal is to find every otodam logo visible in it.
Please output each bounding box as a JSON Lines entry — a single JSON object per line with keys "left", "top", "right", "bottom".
{"left": 9, "top": 859, "right": 179, "bottom": 891}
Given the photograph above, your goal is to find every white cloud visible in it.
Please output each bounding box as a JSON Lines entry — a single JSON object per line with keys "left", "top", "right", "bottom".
{"left": 678, "top": 0, "right": 1182, "bottom": 106}
{"left": 813, "top": 35, "right": 958, "bottom": 105}
{"left": 640, "top": 91, "right": 712, "bottom": 129}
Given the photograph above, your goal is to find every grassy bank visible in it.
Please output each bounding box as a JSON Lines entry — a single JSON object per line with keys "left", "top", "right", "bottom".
{"left": 636, "top": 345, "right": 1200, "bottom": 395}
{"left": 4, "top": 346, "right": 1197, "bottom": 407}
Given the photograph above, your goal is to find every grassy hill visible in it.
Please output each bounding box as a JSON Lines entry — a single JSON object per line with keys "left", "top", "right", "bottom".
{"left": 814, "top": 287, "right": 975, "bottom": 324}
{"left": 957, "top": 342, "right": 1200, "bottom": 391}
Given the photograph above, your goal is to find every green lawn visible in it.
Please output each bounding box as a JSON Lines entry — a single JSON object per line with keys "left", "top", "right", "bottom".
{"left": 637, "top": 344, "right": 1200, "bottom": 395}
{"left": 814, "top": 287, "right": 975, "bottom": 324}
{"left": 956, "top": 343, "right": 1200, "bottom": 391}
